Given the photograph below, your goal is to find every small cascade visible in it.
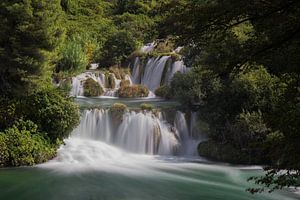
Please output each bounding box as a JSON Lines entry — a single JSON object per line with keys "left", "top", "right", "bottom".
{"left": 130, "top": 43, "right": 191, "bottom": 94}
{"left": 141, "top": 56, "right": 170, "bottom": 91}
{"left": 131, "top": 57, "right": 141, "bottom": 84}
{"left": 164, "top": 60, "right": 187, "bottom": 85}
{"left": 70, "top": 71, "right": 131, "bottom": 97}
{"left": 174, "top": 111, "right": 202, "bottom": 155}
{"left": 140, "top": 42, "right": 156, "bottom": 53}
{"left": 72, "top": 109, "right": 179, "bottom": 155}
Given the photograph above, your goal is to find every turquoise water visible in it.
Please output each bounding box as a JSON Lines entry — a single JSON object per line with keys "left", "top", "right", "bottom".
{"left": 0, "top": 159, "right": 298, "bottom": 200}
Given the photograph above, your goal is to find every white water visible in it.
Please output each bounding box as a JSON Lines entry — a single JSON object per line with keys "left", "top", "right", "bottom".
{"left": 140, "top": 42, "right": 156, "bottom": 53}
{"left": 164, "top": 60, "right": 188, "bottom": 85}
{"left": 43, "top": 109, "right": 203, "bottom": 170}
{"left": 141, "top": 56, "right": 170, "bottom": 91}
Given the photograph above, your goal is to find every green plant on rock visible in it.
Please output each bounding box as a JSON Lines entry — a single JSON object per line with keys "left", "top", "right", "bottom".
{"left": 118, "top": 84, "right": 149, "bottom": 98}
{"left": 140, "top": 103, "right": 154, "bottom": 111}
{"left": 109, "top": 103, "right": 128, "bottom": 121}
{"left": 83, "top": 78, "right": 104, "bottom": 97}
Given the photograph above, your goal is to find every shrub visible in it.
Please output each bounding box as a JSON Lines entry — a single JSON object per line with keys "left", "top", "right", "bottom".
{"left": 140, "top": 103, "right": 154, "bottom": 110}
{"left": 22, "top": 89, "right": 80, "bottom": 142}
{"left": 56, "top": 37, "right": 88, "bottom": 74}
{"left": 83, "top": 78, "right": 104, "bottom": 97}
{"left": 154, "top": 85, "right": 171, "bottom": 98}
{"left": 0, "top": 120, "right": 56, "bottom": 167}
{"left": 117, "top": 84, "right": 149, "bottom": 98}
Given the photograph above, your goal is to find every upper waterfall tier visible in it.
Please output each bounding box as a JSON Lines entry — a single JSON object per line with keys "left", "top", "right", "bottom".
{"left": 70, "top": 71, "right": 132, "bottom": 97}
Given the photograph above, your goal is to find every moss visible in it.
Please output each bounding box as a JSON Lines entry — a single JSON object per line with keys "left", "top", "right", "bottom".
{"left": 140, "top": 103, "right": 154, "bottom": 110}
{"left": 117, "top": 84, "right": 149, "bottom": 98}
{"left": 154, "top": 85, "right": 172, "bottom": 98}
{"left": 83, "top": 78, "right": 104, "bottom": 97}
{"left": 105, "top": 73, "right": 116, "bottom": 89}
{"left": 198, "top": 140, "right": 264, "bottom": 164}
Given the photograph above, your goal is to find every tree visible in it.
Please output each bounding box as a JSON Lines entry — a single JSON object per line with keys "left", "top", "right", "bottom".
{"left": 0, "top": 0, "right": 64, "bottom": 95}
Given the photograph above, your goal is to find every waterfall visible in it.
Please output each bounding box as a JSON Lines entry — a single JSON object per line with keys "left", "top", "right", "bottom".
{"left": 141, "top": 56, "right": 170, "bottom": 92}
{"left": 131, "top": 57, "right": 141, "bottom": 84}
{"left": 72, "top": 109, "right": 179, "bottom": 155}
{"left": 164, "top": 60, "right": 187, "bottom": 85}
{"left": 70, "top": 71, "right": 129, "bottom": 97}
{"left": 174, "top": 111, "right": 202, "bottom": 156}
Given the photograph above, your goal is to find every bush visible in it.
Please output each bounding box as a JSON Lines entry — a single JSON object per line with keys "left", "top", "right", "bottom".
{"left": 0, "top": 120, "right": 56, "bottom": 167}
{"left": 117, "top": 84, "right": 149, "bottom": 98}
{"left": 198, "top": 140, "right": 262, "bottom": 164}
{"left": 154, "top": 85, "right": 171, "bottom": 98}
{"left": 23, "top": 89, "right": 80, "bottom": 142}
{"left": 56, "top": 37, "right": 88, "bottom": 74}
{"left": 99, "top": 30, "right": 139, "bottom": 67}
{"left": 0, "top": 96, "right": 20, "bottom": 131}
{"left": 140, "top": 103, "right": 154, "bottom": 110}
{"left": 83, "top": 78, "right": 104, "bottom": 97}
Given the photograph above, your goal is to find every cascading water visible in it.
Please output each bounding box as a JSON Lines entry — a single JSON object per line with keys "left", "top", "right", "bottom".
{"left": 141, "top": 56, "right": 170, "bottom": 92}
{"left": 47, "top": 108, "right": 205, "bottom": 169}
{"left": 174, "top": 111, "right": 202, "bottom": 156}
{"left": 164, "top": 60, "right": 188, "bottom": 85}
{"left": 70, "top": 71, "right": 127, "bottom": 97}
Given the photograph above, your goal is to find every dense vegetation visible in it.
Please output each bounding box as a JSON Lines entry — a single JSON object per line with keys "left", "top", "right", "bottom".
{"left": 0, "top": 0, "right": 299, "bottom": 194}
{"left": 162, "top": 0, "right": 300, "bottom": 193}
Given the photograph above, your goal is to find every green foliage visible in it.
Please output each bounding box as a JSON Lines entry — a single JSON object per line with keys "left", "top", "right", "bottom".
{"left": 118, "top": 84, "right": 149, "bottom": 98}
{"left": 140, "top": 103, "right": 154, "bottom": 111}
{"left": 170, "top": 66, "right": 222, "bottom": 106}
{"left": 154, "top": 85, "right": 171, "bottom": 98}
{"left": 57, "top": 37, "right": 88, "bottom": 74}
{"left": 0, "top": 120, "right": 56, "bottom": 167}
{"left": 231, "top": 65, "right": 285, "bottom": 113}
{"left": 164, "top": 0, "right": 300, "bottom": 192}
{"left": 83, "top": 78, "right": 104, "bottom": 97}
{"left": 99, "top": 30, "right": 139, "bottom": 67}
{"left": 198, "top": 140, "right": 256, "bottom": 164}
{"left": 23, "top": 89, "right": 80, "bottom": 142}
{"left": 0, "top": 0, "right": 64, "bottom": 95}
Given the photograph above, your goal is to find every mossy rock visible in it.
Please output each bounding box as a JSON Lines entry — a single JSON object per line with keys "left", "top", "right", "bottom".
{"left": 117, "top": 84, "right": 149, "bottom": 98}
{"left": 109, "top": 103, "right": 128, "bottom": 122}
{"left": 140, "top": 103, "right": 154, "bottom": 111}
{"left": 154, "top": 85, "right": 172, "bottom": 98}
{"left": 83, "top": 78, "right": 104, "bottom": 97}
